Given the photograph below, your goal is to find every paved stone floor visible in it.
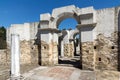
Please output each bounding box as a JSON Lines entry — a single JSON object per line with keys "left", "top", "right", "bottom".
{"left": 0, "top": 64, "right": 39, "bottom": 80}
{"left": 5, "top": 57, "right": 120, "bottom": 80}
{"left": 21, "top": 66, "right": 120, "bottom": 80}
{"left": 22, "top": 66, "right": 81, "bottom": 80}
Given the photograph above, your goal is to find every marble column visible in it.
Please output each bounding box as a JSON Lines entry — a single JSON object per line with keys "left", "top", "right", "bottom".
{"left": 61, "top": 40, "right": 64, "bottom": 57}
{"left": 11, "top": 34, "right": 20, "bottom": 79}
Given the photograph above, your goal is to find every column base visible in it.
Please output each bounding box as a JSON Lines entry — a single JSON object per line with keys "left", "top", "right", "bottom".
{"left": 10, "top": 76, "right": 21, "bottom": 80}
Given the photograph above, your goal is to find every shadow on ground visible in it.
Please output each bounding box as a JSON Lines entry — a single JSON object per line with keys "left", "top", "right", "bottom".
{"left": 58, "top": 56, "right": 82, "bottom": 69}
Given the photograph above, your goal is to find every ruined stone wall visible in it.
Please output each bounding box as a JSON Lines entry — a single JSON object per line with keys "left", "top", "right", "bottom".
{"left": 20, "top": 40, "right": 38, "bottom": 65}
{"left": 0, "top": 39, "right": 39, "bottom": 66}
{"left": 41, "top": 40, "right": 58, "bottom": 66}
{"left": 52, "top": 42, "right": 58, "bottom": 65}
{"left": 7, "top": 22, "right": 39, "bottom": 46}
{"left": 82, "top": 32, "right": 118, "bottom": 70}
{"left": 94, "top": 32, "right": 118, "bottom": 70}
{"left": 41, "top": 40, "right": 50, "bottom": 65}
{"left": 82, "top": 42, "right": 94, "bottom": 70}
{"left": 0, "top": 49, "right": 10, "bottom": 65}
{"left": 64, "top": 43, "right": 74, "bottom": 57}
{"left": 20, "top": 40, "right": 31, "bottom": 64}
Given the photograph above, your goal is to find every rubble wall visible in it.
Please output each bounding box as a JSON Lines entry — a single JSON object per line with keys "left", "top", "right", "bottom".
{"left": 40, "top": 40, "right": 58, "bottom": 66}
{"left": 95, "top": 32, "right": 118, "bottom": 70}
{"left": 82, "top": 42, "right": 94, "bottom": 70}
{"left": 64, "top": 43, "right": 74, "bottom": 57}
{"left": 82, "top": 32, "right": 118, "bottom": 70}
{"left": 0, "top": 40, "right": 39, "bottom": 65}
{"left": 20, "top": 40, "right": 38, "bottom": 64}
{"left": 0, "top": 49, "right": 10, "bottom": 65}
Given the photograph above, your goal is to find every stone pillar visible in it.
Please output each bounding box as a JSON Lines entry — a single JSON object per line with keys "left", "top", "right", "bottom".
{"left": 11, "top": 34, "right": 20, "bottom": 79}
{"left": 61, "top": 40, "right": 64, "bottom": 57}
{"left": 77, "top": 23, "right": 96, "bottom": 70}
{"left": 39, "top": 28, "right": 60, "bottom": 66}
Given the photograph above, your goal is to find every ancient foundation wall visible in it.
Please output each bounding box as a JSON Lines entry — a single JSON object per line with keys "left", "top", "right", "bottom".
{"left": 20, "top": 40, "right": 39, "bottom": 64}
{"left": 82, "top": 32, "right": 118, "bottom": 70}
{"left": 82, "top": 42, "right": 94, "bottom": 70}
{"left": 64, "top": 43, "right": 74, "bottom": 57}
{"left": 94, "top": 32, "right": 118, "bottom": 70}
{"left": 0, "top": 49, "right": 10, "bottom": 65}
{"left": 40, "top": 40, "right": 58, "bottom": 66}
{"left": 0, "top": 40, "right": 39, "bottom": 66}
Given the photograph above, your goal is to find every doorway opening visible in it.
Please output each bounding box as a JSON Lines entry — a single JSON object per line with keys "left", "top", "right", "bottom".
{"left": 57, "top": 18, "right": 81, "bottom": 68}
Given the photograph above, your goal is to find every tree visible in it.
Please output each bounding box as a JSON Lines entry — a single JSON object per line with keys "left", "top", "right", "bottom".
{"left": 0, "top": 26, "right": 6, "bottom": 49}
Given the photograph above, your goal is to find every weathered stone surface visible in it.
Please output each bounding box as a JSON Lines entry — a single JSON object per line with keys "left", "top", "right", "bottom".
{"left": 64, "top": 43, "right": 74, "bottom": 57}
{"left": 0, "top": 49, "right": 10, "bottom": 65}
{"left": 41, "top": 41, "right": 58, "bottom": 66}
{"left": 40, "top": 41, "right": 50, "bottom": 65}
{"left": 81, "top": 32, "right": 118, "bottom": 70}
{"left": 80, "top": 71, "right": 95, "bottom": 80}
{"left": 95, "top": 32, "right": 118, "bottom": 70}
{"left": 20, "top": 40, "right": 32, "bottom": 64}
{"left": 30, "top": 40, "right": 39, "bottom": 64}
{"left": 52, "top": 42, "right": 58, "bottom": 65}
{"left": 2, "top": 32, "right": 119, "bottom": 71}
{"left": 95, "top": 70, "right": 119, "bottom": 80}
{"left": 0, "top": 40, "right": 39, "bottom": 66}
{"left": 81, "top": 42, "right": 94, "bottom": 70}
{"left": 20, "top": 40, "right": 39, "bottom": 65}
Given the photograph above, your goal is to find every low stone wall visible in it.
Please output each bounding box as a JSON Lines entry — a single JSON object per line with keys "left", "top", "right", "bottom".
{"left": 0, "top": 49, "right": 10, "bottom": 65}
{"left": 20, "top": 40, "right": 39, "bottom": 65}
{"left": 0, "top": 40, "right": 39, "bottom": 66}
{"left": 1, "top": 32, "right": 119, "bottom": 71}
{"left": 20, "top": 40, "right": 31, "bottom": 64}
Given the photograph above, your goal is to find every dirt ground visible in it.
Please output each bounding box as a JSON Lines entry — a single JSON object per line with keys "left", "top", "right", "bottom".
{"left": 0, "top": 64, "right": 39, "bottom": 80}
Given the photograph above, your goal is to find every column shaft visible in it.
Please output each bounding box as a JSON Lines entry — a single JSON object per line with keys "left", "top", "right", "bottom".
{"left": 11, "top": 34, "right": 20, "bottom": 78}
{"left": 61, "top": 40, "right": 64, "bottom": 57}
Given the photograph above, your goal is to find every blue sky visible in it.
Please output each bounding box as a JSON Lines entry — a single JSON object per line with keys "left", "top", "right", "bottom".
{"left": 0, "top": 0, "right": 120, "bottom": 29}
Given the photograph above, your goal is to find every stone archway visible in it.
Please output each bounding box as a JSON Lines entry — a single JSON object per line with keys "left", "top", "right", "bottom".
{"left": 39, "top": 5, "right": 81, "bottom": 66}
{"left": 50, "top": 5, "right": 80, "bottom": 29}
{"left": 51, "top": 6, "right": 81, "bottom": 59}
{"left": 69, "top": 29, "right": 79, "bottom": 40}
{"left": 39, "top": 5, "right": 96, "bottom": 70}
